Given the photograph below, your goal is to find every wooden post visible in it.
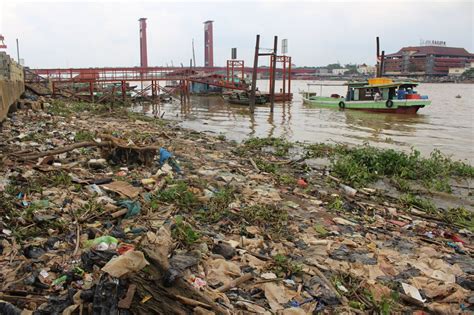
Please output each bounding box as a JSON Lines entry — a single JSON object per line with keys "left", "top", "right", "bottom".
{"left": 121, "top": 81, "right": 126, "bottom": 102}
{"left": 269, "top": 54, "right": 273, "bottom": 100}
{"left": 186, "top": 80, "right": 190, "bottom": 104}
{"left": 249, "top": 35, "right": 260, "bottom": 114}
{"left": 112, "top": 85, "right": 116, "bottom": 108}
{"left": 89, "top": 81, "right": 94, "bottom": 103}
{"left": 270, "top": 35, "right": 278, "bottom": 112}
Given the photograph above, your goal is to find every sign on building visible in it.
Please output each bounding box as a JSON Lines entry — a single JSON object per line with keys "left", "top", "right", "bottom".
{"left": 282, "top": 39, "right": 288, "bottom": 55}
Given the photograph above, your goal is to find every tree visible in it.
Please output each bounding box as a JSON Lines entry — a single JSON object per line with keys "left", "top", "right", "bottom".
{"left": 326, "top": 63, "right": 342, "bottom": 70}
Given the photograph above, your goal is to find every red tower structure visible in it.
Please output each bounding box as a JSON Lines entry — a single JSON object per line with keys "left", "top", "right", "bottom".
{"left": 204, "top": 20, "right": 214, "bottom": 67}
{"left": 139, "top": 18, "right": 148, "bottom": 67}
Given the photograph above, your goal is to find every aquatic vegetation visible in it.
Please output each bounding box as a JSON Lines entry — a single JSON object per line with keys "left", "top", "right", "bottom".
{"left": 244, "top": 137, "right": 293, "bottom": 157}
{"left": 399, "top": 193, "right": 436, "bottom": 213}
{"left": 305, "top": 143, "right": 473, "bottom": 191}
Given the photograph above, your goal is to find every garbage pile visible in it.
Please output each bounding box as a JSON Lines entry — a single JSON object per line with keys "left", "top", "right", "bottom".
{"left": 0, "top": 100, "right": 472, "bottom": 314}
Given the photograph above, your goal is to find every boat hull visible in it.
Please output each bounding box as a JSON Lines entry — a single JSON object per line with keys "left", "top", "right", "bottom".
{"left": 302, "top": 97, "right": 431, "bottom": 114}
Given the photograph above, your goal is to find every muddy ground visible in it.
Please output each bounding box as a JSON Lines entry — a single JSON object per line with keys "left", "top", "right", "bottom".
{"left": 0, "top": 99, "right": 473, "bottom": 314}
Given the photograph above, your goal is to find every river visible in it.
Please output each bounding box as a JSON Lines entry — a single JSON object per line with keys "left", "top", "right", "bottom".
{"left": 138, "top": 80, "right": 474, "bottom": 163}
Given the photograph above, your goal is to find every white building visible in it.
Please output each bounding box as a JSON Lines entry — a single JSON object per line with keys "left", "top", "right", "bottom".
{"left": 332, "top": 68, "right": 347, "bottom": 75}
{"left": 357, "top": 64, "right": 376, "bottom": 75}
{"left": 448, "top": 67, "right": 466, "bottom": 76}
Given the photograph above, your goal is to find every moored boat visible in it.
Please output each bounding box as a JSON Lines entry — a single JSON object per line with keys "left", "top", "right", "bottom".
{"left": 223, "top": 91, "right": 267, "bottom": 105}
{"left": 302, "top": 78, "right": 431, "bottom": 114}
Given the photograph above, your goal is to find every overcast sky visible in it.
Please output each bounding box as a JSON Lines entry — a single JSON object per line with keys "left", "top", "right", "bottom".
{"left": 0, "top": 0, "right": 472, "bottom": 68}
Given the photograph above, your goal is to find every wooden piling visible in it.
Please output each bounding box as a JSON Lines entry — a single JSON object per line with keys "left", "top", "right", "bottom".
{"left": 249, "top": 34, "right": 260, "bottom": 114}
{"left": 270, "top": 36, "right": 278, "bottom": 112}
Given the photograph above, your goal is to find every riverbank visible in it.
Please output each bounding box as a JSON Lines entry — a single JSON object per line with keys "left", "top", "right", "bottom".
{"left": 0, "top": 99, "right": 473, "bottom": 314}
{"left": 140, "top": 81, "right": 474, "bottom": 163}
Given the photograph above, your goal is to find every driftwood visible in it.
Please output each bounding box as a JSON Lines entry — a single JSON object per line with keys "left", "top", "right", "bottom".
{"left": 12, "top": 141, "right": 110, "bottom": 161}
{"left": 9, "top": 134, "right": 163, "bottom": 166}
{"left": 249, "top": 158, "right": 260, "bottom": 172}
{"left": 217, "top": 273, "right": 253, "bottom": 293}
{"left": 131, "top": 226, "right": 229, "bottom": 315}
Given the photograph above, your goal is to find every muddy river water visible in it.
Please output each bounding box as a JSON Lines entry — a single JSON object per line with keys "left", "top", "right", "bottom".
{"left": 138, "top": 80, "right": 473, "bottom": 163}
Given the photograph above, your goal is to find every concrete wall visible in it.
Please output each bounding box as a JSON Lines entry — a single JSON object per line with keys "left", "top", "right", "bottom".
{"left": 0, "top": 52, "right": 24, "bottom": 122}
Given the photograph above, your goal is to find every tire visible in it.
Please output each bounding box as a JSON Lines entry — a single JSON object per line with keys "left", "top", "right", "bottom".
{"left": 338, "top": 101, "right": 345, "bottom": 109}
{"left": 386, "top": 100, "right": 394, "bottom": 108}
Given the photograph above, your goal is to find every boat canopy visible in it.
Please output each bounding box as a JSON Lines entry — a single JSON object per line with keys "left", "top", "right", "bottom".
{"left": 347, "top": 81, "right": 419, "bottom": 89}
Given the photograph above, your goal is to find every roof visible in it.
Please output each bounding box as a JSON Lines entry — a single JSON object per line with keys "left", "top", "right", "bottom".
{"left": 347, "top": 81, "right": 419, "bottom": 88}
{"left": 386, "top": 46, "right": 474, "bottom": 58}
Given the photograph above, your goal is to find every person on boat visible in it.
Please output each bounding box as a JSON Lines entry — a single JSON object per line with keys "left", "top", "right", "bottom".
{"left": 374, "top": 91, "right": 382, "bottom": 101}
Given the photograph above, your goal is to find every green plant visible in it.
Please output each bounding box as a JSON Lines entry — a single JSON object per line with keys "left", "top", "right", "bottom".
{"left": 332, "top": 155, "right": 375, "bottom": 187}
{"left": 326, "top": 144, "right": 473, "bottom": 190}
{"left": 48, "top": 171, "right": 72, "bottom": 187}
{"left": 255, "top": 158, "right": 279, "bottom": 174}
{"left": 441, "top": 207, "right": 474, "bottom": 232}
{"left": 391, "top": 176, "right": 411, "bottom": 192}
{"left": 155, "top": 180, "right": 199, "bottom": 210}
{"left": 359, "top": 288, "right": 399, "bottom": 315}
{"left": 240, "top": 204, "right": 288, "bottom": 237}
{"left": 272, "top": 253, "right": 302, "bottom": 277}
{"left": 205, "top": 187, "right": 235, "bottom": 222}
{"left": 399, "top": 193, "right": 436, "bottom": 213}
{"left": 328, "top": 195, "right": 344, "bottom": 211}
{"left": 75, "top": 130, "right": 95, "bottom": 142}
{"left": 304, "top": 143, "right": 347, "bottom": 158}
{"left": 172, "top": 215, "right": 200, "bottom": 246}
{"left": 244, "top": 137, "right": 293, "bottom": 157}
{"left": 277, "top": 174, "right": 295, "bottom": 185}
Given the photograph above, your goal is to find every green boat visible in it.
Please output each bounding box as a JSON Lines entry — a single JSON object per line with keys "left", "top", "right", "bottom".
{"left": 302, "top": 78, "right": 431, "bottom": 114}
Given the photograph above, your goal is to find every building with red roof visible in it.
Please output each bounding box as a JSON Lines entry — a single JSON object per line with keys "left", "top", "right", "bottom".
{"left": 383, "top": 45, "right": 474, "bottom": 77}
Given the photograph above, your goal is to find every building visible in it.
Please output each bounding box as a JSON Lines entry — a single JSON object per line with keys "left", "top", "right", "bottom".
{"left": 332, "top": 68, "right": 347, "bottom": 75}
{"left": 383, "top": 45, "right": 474, "bottom": 77}
{"left": 448, "top": 67, "right": 467, "bottom": 76}
{"left": 317, "top": 68, "right": 329, "bottom": 75}
{"left": 357, "top": 64, "right": 376, "bottom": 75}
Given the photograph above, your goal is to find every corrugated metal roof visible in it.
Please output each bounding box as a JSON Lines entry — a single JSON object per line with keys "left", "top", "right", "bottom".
{"left": 386, "top": 46, "right": 474, "bottom": 58}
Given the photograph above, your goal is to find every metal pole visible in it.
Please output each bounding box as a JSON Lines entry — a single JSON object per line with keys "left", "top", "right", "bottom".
{"left": 270, "top": 35, "right": 278, "bottom": 113}
{"left": 288, "top": 56, "right": 291, "bottom": 97}
{"left": 376, "top": 36, "right": 380, "bottom": 77}
{"left": 232, "top": 62, "right": 234, "bottom": 85}
{"left": 249, "top": 34, "right": 260, "bottom": 113}
{"left": 269, "top": 55, "right": 273, "bottom": 98}
{"left": 192, "top": 39, "right": 196, "bottom": 67}
{"left": 16, "top": 38, "right": 20, "bottom": 63}
{"left": 380, "top": 50, "right": 385, "bottom": 76}
{"left": 282, "top": 56, "right": 286, "bottom": 100}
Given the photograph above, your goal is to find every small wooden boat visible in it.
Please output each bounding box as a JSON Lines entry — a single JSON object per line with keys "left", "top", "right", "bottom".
{"left": 302, "top": 78, "right": 431, "bottom": 114}
{"left": 223, "top": 92, "right": 267, "bottom": 105}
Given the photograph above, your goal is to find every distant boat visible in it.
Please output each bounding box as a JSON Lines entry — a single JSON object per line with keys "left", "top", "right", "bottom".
{"left": 301, "top": 78, "right": 431, "bottom": 114}
{"left": 455, "top": 94, "right": 462, "bottom": 99}
{"left": 223, "top": 91, "right": 267, "bottom": 106}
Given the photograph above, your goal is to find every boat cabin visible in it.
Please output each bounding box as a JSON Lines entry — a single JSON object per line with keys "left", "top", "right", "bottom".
{"left": 345, "top": 79, "right": 425, "bottom": 101}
